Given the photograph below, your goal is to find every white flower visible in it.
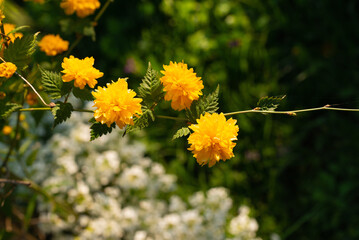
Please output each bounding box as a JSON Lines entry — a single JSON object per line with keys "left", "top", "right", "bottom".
{"left": 58, "top": 155, "right": 78, "bottom": 175}
{"left": 121, "top": 207, "right": 139, "bottom": 230}
{"left": 70, "top": 122, "right": 91, "bottom": 142}
{"left": 119, "top": 165, "right": 148, "bottom": 189}
{"left": 228, "top": 206, "right": 259, "bottom": 238}
{"left": 169, "top": 195, "right": 186, "bottom": 212}
{"left": 189, "top": 191, "right": 205, "bottom": 207}
{"left": 150, "top": 162, "right": 165, "bottom": 176}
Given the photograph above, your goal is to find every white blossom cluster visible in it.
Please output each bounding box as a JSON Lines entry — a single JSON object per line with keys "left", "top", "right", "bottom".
{"left": 34, "top": 111, "right": 261, "bottom": 240}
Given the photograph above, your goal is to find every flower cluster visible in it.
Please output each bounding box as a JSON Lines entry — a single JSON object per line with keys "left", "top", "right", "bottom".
{"left": 188, "top": 112, "right": 239, "bottom": 167}
{"left": 160, "top": 61, "right": 204, "bottom": 111}
{"left": 61, "top": 55, "right": 103, "bottom": 89}
{"left": 92, "top": 78, "right": 143, "bottom": 128}
{"left": 38, "top": 34, "right": 69, "bottom": 56}
{"left": 29, "top": 111, "right": 260, "bottom": 240}
{"left": 0, "top": 62, "right": 17, "bottom": 78}
{"left": 60, "top": 0, "right": 101, "bottom": 18}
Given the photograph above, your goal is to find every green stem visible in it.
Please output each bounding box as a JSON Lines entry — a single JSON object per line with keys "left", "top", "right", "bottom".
{"left": 156, "top": 115, "right": 187, "bottom": 121}
{"left": 63, "top": 0, "right": 114, "bottom": 58}
{"left": 94, "top": 0, "right": 114, "bottom": 23}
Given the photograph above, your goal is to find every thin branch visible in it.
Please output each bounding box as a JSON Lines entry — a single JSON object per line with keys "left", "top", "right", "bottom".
{"left": 0, "top": 56, "right": 55, "bottom": 107}
{"left": 63, "top": 0, "right": 114, "bottom": 58}
{"left": 224, "top": 105, "right": 359, "bottom": 117}
{"left": 0, "top": 178, "right": 31, "bottom": 186}
{"left": 156, "top": 115, "right": 187, "bottom": 121}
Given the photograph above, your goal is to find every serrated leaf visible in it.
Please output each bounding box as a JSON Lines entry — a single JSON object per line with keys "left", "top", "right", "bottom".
{"left": 0, "top": 103, "right": 22, "bottom": 119}
{"left": 137, "top": 62, "right": 164, "bottom": 108}
{"left": 172, "top": 127, "right": 190, "bottom": 140}
{"left": 89, "top": 118, "right": 116, "bottom": 141}
{"left": 73, "top": 87, "right": 94, "bottom": 101}
{"left": 38, "top": 65, "right": 63, "bottom": 99}
{"left": 61, "top": 82, "right": 73, "bottom": 96}
{"left": 3, "top": 33, "right": 38, "bottom": 70}
{"left": 52, "top": 102, "right": 73, "bottom": 127}
{"left": 186, "top": 85, "right": 220, "bottom": 123}
{"left": 256, "top": 95, "right": 286, "bottom": 111}
{"left": 125, "top": 107, "right": 154, "bottom": 133}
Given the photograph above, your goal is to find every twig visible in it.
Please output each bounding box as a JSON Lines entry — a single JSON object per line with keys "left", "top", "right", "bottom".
{"left": 0, "top": 178, "right": 31, "bottom": 186}
{"left": 224, "top": 104, "right": 359, "bottom": 117}
{"left": 0, "top": 56, "right": 55, "bottom": 108}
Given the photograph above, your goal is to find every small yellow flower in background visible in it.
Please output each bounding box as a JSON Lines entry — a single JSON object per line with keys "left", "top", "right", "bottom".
{"left": 60, "top": 0, "right": 101, "bottom": 18}
{"left": 2, "top": 125, "right": 12, "bottom": 135}
{"left": 160, "top": 61, "right": 204, "bottom": 111}
{"left": 187, "top": 112, "right": 239, "bottom": 167}
{"left": 0, "top": 62, "right": 17, "bottom": 78}
{"left": 92, "top": 78, "right": 143, "bottom": 129}
{"left": 19, "top": 114, "right": 26, "bottom": 121}
{"left": 61, "top": 55, "right": 103, "bottom": 89}
{"left": 26, "top": 92, "right": 38, "bottom": 105}
{"left": 0, "top": 91, "right": 5, "bottom": 99}
{"left": 2, "top": 23, "right": 23, "bottom": 43}
{"left": 38, "top": 34, "right": 69, "bottom": 56}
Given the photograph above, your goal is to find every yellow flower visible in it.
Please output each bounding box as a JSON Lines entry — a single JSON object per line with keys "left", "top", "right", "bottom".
{"left": 38, "top": 34, "right": 69, "bottom": 56}
{"left": 1, "top": 23, "right": 23, "bottom": 44}
{"left": 92, "top": 78, "right": 142, "bottom": 129}
{"left": 187, "top": 112, "right": 239, "bottom": 167}
{"left": 0, "top": 62, "right": 17, "bottom": 78}
{"left": 2, "top": 125, "right": 12, "bottom": 135}
{"left": 60, "top": 0, "right": 101, "bottom": 18}
{"left": 61, "top": 55, "right": 103, "bottom": 89}
{"left": 160, "top": 61, "right": 204, "bottom": 111}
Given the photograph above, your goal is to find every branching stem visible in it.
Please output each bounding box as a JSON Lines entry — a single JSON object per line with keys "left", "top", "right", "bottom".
{"left": 224, "top": 105, "right": 359, "bottom": 116}
{"left": 0, "top": 57, "right": 54, "bottom": 107}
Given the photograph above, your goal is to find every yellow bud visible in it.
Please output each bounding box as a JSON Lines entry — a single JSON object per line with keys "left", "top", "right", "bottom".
{"left": 19, "top": 114, "right": 26, "bottom": 121}
{"left": 2, "top": 125, "right": 12, "bottom": 135}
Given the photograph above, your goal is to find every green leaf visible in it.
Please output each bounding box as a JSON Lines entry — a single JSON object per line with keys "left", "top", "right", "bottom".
{"left": 73, "top": 87, "right": 94, "bottom": 101}
{"left": 52, "top": 102, "right": 73, "bottom": 127}
{"left": 83, "top": 25, "right": 96, "bottom": 41}
{"left": 0, "top": 103, "right": 22, "bottom": 119}
{"left": 125, "top": 106, "right": 154, "bottom": 133}
{"left": 3, "top": 33, "right": 38, "bottom": 70}
{"left": 26, "top": 148, "right": 39, "bottom": 166}
{"left": 186, "top": 85, "right": 220, "bottom": 123}
{"left": 89, "top": 118, "right": 116, "bottom": 141}
{"left": 256, "top": 95, "right": 286, "bottom": 111}
{"left": 137, "top": 62, "right": 164, "bottom": 108}
{"left": 172, "top": 127, "right": 190, "bottom": 140}
{"left": 38, "top": 65, "right": 63, "bottom": 99}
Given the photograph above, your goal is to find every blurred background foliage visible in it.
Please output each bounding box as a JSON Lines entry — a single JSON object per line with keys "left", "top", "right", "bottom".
{"left": 4, "top": 0, "right": 359, "bottom": 239}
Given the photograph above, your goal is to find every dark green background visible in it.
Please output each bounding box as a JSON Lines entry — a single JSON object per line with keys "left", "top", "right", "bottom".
{"left": 9, "top": 0, "right": 359, "bottom": 239}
